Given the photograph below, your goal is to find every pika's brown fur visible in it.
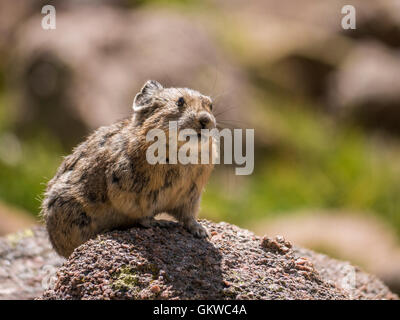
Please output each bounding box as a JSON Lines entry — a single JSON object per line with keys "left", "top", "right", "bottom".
{"left": 41, "top": 80, "right": 216, "bottom": 257}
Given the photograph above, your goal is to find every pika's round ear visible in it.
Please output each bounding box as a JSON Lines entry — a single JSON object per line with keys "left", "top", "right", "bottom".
{"left": 133, "top": 80, "right": 163, "bottom": 112}
{"left": 141, "top": 80, "right": 163, "bottom": 93}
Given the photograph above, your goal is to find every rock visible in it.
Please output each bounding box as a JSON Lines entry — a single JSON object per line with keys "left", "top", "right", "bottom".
{"left": 261, "top": 235, "right": 292, "bottom": 254}
{"left": 208, "top": 0, "right": 356, "bottom": 99}
{"left": 340, "top": 0, "right": 400, "bottom": 48}
{"left": 212, "top": 0, "right": 400, "bottom": 114}
{"left": 251, "top": 211, "right": 400, "bottom": 294}
{"left": 0, "top": 226, "right": 65, "bottom": 300}
{"left": 0, "top": 202, "right": 36, "bottom": 236}
{"left": 0, "top": 0, "right": 133, "bottom": 56}
{"left": 39, "top": 220, "right": 397, "bottom": 300}
{"left": 328, "top": 42, "right": 400, "bottom": 133}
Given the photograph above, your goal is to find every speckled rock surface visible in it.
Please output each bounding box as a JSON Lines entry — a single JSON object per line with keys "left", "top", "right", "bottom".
{"left": 39, "top": 220, "right": 397, "bottom": 300}
{"left": 0, "top": 227, "right": 65, "bottom": 300}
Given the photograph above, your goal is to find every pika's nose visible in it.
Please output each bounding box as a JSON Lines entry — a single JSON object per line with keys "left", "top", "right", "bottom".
{"left": 198, "top": 112, "right": 214, "bottom": 129}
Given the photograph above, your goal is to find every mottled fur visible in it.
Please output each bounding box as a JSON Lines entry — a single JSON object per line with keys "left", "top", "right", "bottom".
{"left": 41, "top": 80, "right": 216, "bottom": 257}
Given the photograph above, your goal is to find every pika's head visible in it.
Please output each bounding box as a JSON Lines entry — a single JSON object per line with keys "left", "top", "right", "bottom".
{"left": 132, "top": 80, "right": 216, "bottom": 134}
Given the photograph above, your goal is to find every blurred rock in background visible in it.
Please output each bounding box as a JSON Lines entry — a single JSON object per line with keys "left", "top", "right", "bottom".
{"left": 328, "top": 42, "right": 400, "bottom": 134}
{"left": 0, "top": 202, "right": 36, "bottom": 236}
{"left": 2, "top": 0, "right": 400, "bottom": 142}
{"left": 5, "top": 4, "right": 250, "bottom": 147}
{"left": 212, "top": 0, "right": 400, "bottom": 133}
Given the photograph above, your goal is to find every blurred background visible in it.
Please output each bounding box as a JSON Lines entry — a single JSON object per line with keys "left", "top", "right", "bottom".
{"left": 1, "top": 0, "right": 400, "bottom": 292}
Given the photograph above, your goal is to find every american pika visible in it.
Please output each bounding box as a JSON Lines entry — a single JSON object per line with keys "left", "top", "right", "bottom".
{"left": 41, "top": 80, "right": 216, "bottom": 258}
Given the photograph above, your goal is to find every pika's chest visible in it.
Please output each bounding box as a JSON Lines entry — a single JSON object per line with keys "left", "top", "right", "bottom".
{"left": 147, "top": 165, "right": 210, "bottom": 211}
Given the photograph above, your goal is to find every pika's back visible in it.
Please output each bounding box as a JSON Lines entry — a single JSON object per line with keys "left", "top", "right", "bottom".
{"left": 43, "top": 119, "right": 126, "bottom": 216}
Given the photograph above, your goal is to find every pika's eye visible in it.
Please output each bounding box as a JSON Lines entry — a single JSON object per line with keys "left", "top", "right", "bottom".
{"left": 209, "top": 103, "right": 213, "bottom": 111}
{"left": 176, "top": 97, "right": 185, "bottom": 107}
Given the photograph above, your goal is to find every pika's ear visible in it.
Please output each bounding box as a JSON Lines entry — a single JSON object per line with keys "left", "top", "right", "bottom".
{"left": 133, "top": 80, "right": 163, "bottom": 112}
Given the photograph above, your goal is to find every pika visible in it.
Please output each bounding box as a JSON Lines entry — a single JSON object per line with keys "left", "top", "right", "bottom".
{"left": 41, "top": 80, "right": 216, "bottom": 258}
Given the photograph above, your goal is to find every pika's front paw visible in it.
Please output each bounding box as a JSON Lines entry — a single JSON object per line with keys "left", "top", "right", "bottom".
{"left": 186, "top": 221, "right": 209, "bottom": 238}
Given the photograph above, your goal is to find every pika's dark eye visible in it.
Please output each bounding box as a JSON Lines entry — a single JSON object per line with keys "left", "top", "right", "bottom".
{"left": 176, "top": 97, "right": 185, "bottom": 107}
{"left": 209, "top": 103, "right": 213, "bottom": 111}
